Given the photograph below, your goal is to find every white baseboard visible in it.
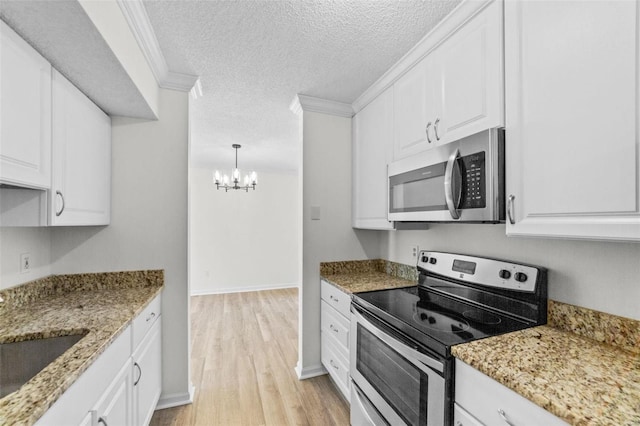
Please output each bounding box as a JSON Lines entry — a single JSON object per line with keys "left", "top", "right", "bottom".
{"left": 155, "top": 383, "right": 196, "bottom": 410}
{"left": 295, "top": 363, "right": 327, "bottom": 380}
{"left": 191, "top": 282, "right": 299, "bottom": 296}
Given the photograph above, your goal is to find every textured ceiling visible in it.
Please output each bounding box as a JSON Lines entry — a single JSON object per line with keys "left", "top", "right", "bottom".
{"left": 143, "top": 0, "right": 462, "bottom": 173}
{"left": 0, "top": 1, "right": 156, "bottom": 119}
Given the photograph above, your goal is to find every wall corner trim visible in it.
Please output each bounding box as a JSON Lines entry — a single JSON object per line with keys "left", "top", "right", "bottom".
{"left": 117, "top": 0, "right": 199, "bottom": 92}
{"left": 156, "top": 384, "right": 196, "bottom": 410}
{"left": 292, "top": 94, "right": 354, "bottom": 118}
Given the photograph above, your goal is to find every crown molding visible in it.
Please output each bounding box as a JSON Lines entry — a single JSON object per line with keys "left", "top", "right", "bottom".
{"left": 351, "top": 0, "right": 494, "bottom": 113}
{"left": 292, "top": 94, "right": 354, "bottom": 118}
{"left": 117, "top": 0, "right": 199, "bottom": 92}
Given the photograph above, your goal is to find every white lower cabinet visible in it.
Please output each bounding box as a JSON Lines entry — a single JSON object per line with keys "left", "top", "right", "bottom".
{"left": 36, "top": 294, "right": 162, "bottom": 426}
{"left": 455, "top": 360, "right": 568, "bottom": 426}
{"left": 93, "top": 360, "right": 133, "bottom": 426}
{"left": 133, "top": 319, "right": 162, "bottom": 426}
{"left": 320, "top": 280, "right": 350, "bottom": 402}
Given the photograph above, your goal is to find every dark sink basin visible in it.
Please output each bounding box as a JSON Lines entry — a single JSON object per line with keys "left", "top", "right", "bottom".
{"left": 0, "top": 334, "right": 86, "bottom": 398}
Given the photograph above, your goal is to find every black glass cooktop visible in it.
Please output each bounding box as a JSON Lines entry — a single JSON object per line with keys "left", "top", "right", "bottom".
{"left": 352, "top": 285, "right": 532, "bottom": 357}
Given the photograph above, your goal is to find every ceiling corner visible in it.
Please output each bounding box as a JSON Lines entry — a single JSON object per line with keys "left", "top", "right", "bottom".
{"left": 117, "top": 0, "right": 198, "bottom": 92}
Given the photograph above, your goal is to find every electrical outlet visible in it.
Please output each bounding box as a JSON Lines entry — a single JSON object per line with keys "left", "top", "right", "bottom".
{"left": 20, "top": 253, "right": 31, "bottom": 274}
{"left": 411, "top": 245, "right": 420, "bottom": 258}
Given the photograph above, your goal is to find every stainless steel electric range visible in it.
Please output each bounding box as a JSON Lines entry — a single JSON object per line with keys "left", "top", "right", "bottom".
{"left": 350, "top": 251, "right": 548, "bottom": 426}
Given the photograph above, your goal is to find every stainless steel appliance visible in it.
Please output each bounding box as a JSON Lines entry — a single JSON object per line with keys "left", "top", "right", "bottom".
{"left": 350, "top": 251, "right": 547, "bottom": 425}
{"left": 388, "top": 129, "right": 505, "bottom": 223}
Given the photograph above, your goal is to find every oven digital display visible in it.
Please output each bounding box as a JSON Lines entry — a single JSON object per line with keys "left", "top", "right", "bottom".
{"left": 452, "top": 259, "right": 476, "bottom": 275}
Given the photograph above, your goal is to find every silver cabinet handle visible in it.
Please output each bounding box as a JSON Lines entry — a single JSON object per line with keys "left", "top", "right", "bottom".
{"left": 146, "top": 312, "right": 156, "bottom": 322}
{"left": 498, "top": 409, "right": 516, "bottom": 426}
{"left": 134, "top": 361, "right": 142, "bottom": 386}
{"left": 329, "top": 324, "right": 338, "bottom": 333}
{"left": 329, "top": 295, "right": 339, "bottom": 303}
{"left": 434, "top": 117, "right": 440, "bottom": 140}
{"left": 329, "top": 359, "right": 339, "bottom": 370}
{"left": 426, "top": 122, "right": 433, "bottom": 143}
{"left": 55, "top": 190, "right": 65, "bottom": 216}
{"left": 444, "top": 148, "right": 462, "bottom": 220}
{"left": 98, "top": 418, "right": 108, "bottom": 426}
{"left": 507, "top": 195, "right": 516, "bottom": 225}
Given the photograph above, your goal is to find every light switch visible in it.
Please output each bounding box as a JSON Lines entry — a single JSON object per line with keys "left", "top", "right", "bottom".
{"left": 310, "top": 205, "right": 321, "bottom": 220}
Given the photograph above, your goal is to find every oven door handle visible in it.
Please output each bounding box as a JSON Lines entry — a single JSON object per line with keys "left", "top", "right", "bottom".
{"left": 352, "top": 308, "right": 444, "bottom": 374}
{"left": 444, "top": 148, "right": 462, "bottom": 220}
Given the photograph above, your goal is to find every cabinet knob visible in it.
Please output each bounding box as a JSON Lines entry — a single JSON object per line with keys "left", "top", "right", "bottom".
{"left": 426, "top": 122, "right": 433, "bottom": 143}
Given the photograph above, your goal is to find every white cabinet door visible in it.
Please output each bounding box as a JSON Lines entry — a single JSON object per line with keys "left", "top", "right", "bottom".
{"left": 0, "top": 21, "right": 51, "bottom": 189}
{"left": 353, "top": 87, "right": 394, "bottom": 230}
{"left": 393, "top": 58, "right": 432, "bottom": 160}
{"left": 505, "top": 0, "right": 640, "bottom": 241}
{"left": 438, "top": 0, "right": 503, "bottom": 145}
{"left": 51, "top": 70, "right": 111, "bottom": 226}
{"left": 132, "top": 318, "right": 162, "bottom": 426}
{"left": 94, "top": 360, "right": 133, "bottom": 426}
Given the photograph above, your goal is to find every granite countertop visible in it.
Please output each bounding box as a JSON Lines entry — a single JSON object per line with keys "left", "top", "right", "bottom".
{"left": 0, "top": 271, "right": 163, "bottom": 426}
{"left": 320, "top": 259, "right": 417, "bottom": 293}
{"left": 453, "top": 301, "right": 640, "bottom": 425}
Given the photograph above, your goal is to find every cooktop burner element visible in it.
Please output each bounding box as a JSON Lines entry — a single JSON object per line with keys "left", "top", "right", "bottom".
{"left": 351, "top": 251, "right": 548, "bottom": 357}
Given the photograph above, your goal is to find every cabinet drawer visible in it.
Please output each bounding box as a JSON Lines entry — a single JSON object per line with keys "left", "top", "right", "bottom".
{"left": 321, "top": 333, "right": 350, "bottom": 400}
{"left": 454, "top": 403, "right": 483, "bottom": 426}
{"left": 132, "top": 294, "right": 161, "bottom": 350}
{"left": 320, "top": 280, "right": 351, "bottom": 318}
{"left": 321, "top": 300, "right": 349, "bottom": 350}
{"left": 455, "top": 360, "right": 568, "bottom": 426}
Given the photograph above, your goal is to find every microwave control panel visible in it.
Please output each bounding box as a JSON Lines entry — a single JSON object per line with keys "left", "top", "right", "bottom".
{"left": 459, "top": 152, "right": 485, "bottom": 209}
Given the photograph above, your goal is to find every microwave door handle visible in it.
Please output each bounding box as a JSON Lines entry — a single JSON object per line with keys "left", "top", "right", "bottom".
{"left": 444, "top": 148, "right": 462, "bottom": 219}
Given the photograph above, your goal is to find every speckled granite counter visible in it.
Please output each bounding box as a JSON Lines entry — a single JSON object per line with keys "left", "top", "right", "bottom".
{"left": 453, "top": 300, "right": 640, "bottom": 425}
{"left": 320, "top": 259, "right": 417, "bottom": 293}
{"left": 0, "top": 271, "right": 163, "bottom": 425}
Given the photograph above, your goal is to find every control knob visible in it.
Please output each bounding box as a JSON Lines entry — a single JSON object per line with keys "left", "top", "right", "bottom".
{"left": 498, "top": 269, "right": 511, "bottom": 279}
{"left": 429, "top": 257, "right": 437, "bottom": 265}
{"left": 514, "top": 272, "right": 528, "bottom": 282}
{"left": 421, "top": 256, "right": 429, "bottom": 263}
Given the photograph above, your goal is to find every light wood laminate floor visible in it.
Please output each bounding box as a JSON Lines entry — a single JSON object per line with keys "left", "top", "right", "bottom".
{"left": 150, "top": 288, "right": 350, "bottom": 426}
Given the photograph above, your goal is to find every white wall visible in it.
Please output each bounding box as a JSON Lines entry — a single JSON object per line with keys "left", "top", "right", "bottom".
{"left": 298, "top": 109, "right": 381, "bottom": 378}
{"left": 51, "top": 88, "right": 191, "bottom": 406}
{"left": 189, "top": 168, "right": 300, "bottom": 295}
{"left": 382, "top": 224, "right": 640, "bottom": 320}
{"left": 0, "top": 227, "right": 52, "bottom": 289}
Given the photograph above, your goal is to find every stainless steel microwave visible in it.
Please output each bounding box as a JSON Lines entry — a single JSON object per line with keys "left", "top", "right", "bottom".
{"left": 388, "top": 129, "right": 505, "bottom": 223}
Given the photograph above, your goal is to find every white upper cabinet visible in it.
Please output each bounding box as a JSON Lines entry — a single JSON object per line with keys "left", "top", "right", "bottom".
{"left": 0, "top": 21, "right": 52, "bottom": 189}
{"left": 353, "top": 87, "right": 394, "bottom": 230}
{"left": 51, "top": 70, "right": 111, "bottom": 226}
{"left": 392, "top": 0, "right": 504, "bottom": 161}
{"left": 438, "top": 0, "right": 503, "bottom": 144}
{"left": 505, "top": 0, "right": 640, "bottom": 241}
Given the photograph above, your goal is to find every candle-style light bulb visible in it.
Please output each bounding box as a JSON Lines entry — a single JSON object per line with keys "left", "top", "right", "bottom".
{"left": 214, "top": 171, "right": 220, "bottom": 184}
{"left": 244, "top": 175, "right": 249, "bottom": 186}
{"left": 250, "top": 171, "right": 257, "bottom": 185}
{"left": 233, "top": 168, "right": 240, "bottom": 181}
{"left": 223, "top": 175, "right": 229, "bottom": 186}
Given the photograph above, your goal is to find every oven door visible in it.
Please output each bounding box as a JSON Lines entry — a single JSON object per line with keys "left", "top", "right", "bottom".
{"left": 350, "top": 307, "right": 445, "bottom": 426}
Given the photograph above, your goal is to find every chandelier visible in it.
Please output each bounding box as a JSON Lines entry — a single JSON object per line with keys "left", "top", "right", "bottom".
{"left": 213, "top": 144, "right": 257, "bottom": 192}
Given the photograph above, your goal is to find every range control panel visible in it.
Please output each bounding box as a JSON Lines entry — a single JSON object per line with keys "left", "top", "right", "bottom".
{"left": 417, "top": 251, "right": 540, "bottom": 293}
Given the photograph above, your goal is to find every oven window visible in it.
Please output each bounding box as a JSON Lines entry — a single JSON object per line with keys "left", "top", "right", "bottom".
{"left": 356, "top": 325, "right": 428, "bottom": 426}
